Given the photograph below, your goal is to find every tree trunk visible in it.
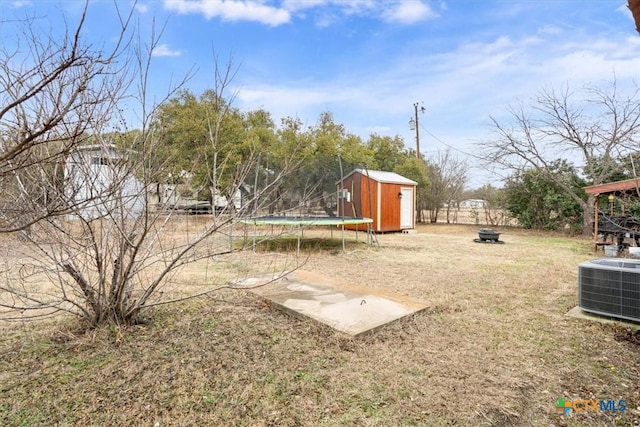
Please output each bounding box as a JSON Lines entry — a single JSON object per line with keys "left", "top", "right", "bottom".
{"left": 430, "top": 209, "right": 438, "bottom": 223}
{"left": 582, "top": 195, "right": 596, "bottom": 237}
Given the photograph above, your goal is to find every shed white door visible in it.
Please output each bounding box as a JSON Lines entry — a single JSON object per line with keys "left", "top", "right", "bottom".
{"left": 400, "top": 187, "right": 413, "bottom": 228}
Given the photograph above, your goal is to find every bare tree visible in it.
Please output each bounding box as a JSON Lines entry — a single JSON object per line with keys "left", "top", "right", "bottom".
{"left": 0, "top": 5, "right": 305, "bottom": 327}
{"left": 425, "top": 149, "right": 468, "bottom": 223}
{"left": 0, "top": 2, "right": 135, "bottom": 232}
{"left": 466, "top": 184, "right": 511, "bottom": 227}
{"left": 0, "top": 133, "right": 300, "bottom": 326}
{"left": 480, "top": 80, "right": 640, "bottom": 235}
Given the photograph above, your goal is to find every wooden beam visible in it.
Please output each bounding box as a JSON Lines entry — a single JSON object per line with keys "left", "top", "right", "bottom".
{"left": 584, "top": 178, "right": 640, "bottom": 195}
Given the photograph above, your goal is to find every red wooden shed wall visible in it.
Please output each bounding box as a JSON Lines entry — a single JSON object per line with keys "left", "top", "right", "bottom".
{"left": 338, "top": 172, "right": 412, "bottom": 232}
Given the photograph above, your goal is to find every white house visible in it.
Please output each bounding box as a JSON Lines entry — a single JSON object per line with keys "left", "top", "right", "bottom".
{"left": 65, "top": 144, "right": 144, "bottom": 220}
{"left": 459, "top": 199, "right": 488, "bottom": 209}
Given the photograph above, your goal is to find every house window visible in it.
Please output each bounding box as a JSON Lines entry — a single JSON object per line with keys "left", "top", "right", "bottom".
{"left": 91, "top": 157, "right": 110, "bottom": 165}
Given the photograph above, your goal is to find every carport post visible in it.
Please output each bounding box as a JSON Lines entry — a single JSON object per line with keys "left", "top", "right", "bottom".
{"left": 594, "top": 195, "right": 599, "bottom": 251}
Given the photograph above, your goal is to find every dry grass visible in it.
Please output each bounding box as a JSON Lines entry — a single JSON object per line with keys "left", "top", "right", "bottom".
{"left": 1, "top": 223, "right": 640, "bottom": 426}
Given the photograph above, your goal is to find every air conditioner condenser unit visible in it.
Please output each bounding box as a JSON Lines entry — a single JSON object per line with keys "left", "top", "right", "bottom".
{"left": 578, "top": 258, "right": 640, "bottom": 323}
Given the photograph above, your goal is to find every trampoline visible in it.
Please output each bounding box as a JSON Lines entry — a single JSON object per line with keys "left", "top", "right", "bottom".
{"left": 235, "top": 216, "right": 374, "bottom": 253}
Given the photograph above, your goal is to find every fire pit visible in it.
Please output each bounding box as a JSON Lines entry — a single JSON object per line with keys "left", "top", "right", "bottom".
{"left": 474, "top": 229, "right": 503, "bottom": 244}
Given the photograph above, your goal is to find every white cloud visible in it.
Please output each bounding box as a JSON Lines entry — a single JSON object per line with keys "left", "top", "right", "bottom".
{"left": 313, "top": 12, "right": 339, "bottom": 28}
{"left": 237, "top": 82, "right": 362, "bottom": 110}
{"left": 163, "top": 0, "right": 291, "bottom": 26}
{"left": 11, "top": 0, "right": 32, "bottom": 7}
{"left": 282, "top": 0, "right": 328, "bottom": 13}
{"left": 152, "top": 44, "right": 182, "bottom": 57}
{"left": 162, "top": 0, "right": 437, "bottom": 27}
{"left": 135, "top": 3, "right": 149, "bottom": 14}
{"left": 289, "top": 0, "right": 439, "bottom": 25}
{"left": 235, "top": 29, "right": 640, "bottom": 148}
{"left": 382, "top": 0, "right": 438, "bottom": 24}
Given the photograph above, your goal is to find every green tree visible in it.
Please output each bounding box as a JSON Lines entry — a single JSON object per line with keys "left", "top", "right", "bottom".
{"left": 366, "top": 134, "right": 406, "bottom": 171}
{"left": 251, "top": 116, "right": 311, "bottom": 213}
{"left": 270, "top": 112, "right": 372, "bottom": 215}
{"left": 157, "top": 90, "right": 225, "bottom": 195}
{"left": 503, "top": 161, "right": 586, "bottom": 231}
{"left": 155, "top": 89, "right": 277, "bottom": 205}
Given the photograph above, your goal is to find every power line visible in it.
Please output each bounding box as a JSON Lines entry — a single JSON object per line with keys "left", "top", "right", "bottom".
{"left": 419, "top": 123, "right": 480, "bottom": 160}
{"left": 418, "top": 123, "right": 512, "bottom": 185}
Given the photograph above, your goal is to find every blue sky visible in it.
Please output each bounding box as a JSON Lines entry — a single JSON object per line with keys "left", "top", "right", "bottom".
{"left": 2, "top": 0, "right": 640, "bottom": 188}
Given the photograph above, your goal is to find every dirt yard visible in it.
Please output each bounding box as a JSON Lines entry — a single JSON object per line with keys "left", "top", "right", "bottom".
{"left": 1, "top": 223, "right": 639, "bottom": 426}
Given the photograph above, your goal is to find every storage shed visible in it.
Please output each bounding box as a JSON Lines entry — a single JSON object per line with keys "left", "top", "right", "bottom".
{"left": 65, "top": 144, "right": 144, "bottom": 220}
{"left": 337, "top": 169, "right": 417, "bottom": 232}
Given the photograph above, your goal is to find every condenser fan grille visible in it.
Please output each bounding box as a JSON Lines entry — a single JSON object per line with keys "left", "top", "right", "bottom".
{"left": 578, "top": 259, "right": 640, "bottom": 323}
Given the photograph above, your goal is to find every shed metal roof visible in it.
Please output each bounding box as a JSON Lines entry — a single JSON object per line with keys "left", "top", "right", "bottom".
{"left": 340, "top": 169, "right": 417, "bottom": 186}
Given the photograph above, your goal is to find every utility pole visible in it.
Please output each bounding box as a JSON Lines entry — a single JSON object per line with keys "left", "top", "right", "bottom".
{"left": 409, "top": 102, "right": 425, "bottom": 159}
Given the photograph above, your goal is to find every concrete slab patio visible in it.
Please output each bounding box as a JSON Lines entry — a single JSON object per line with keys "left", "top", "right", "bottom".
{"left": 235, "top": 270, "right": 429, "bottom": 336}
